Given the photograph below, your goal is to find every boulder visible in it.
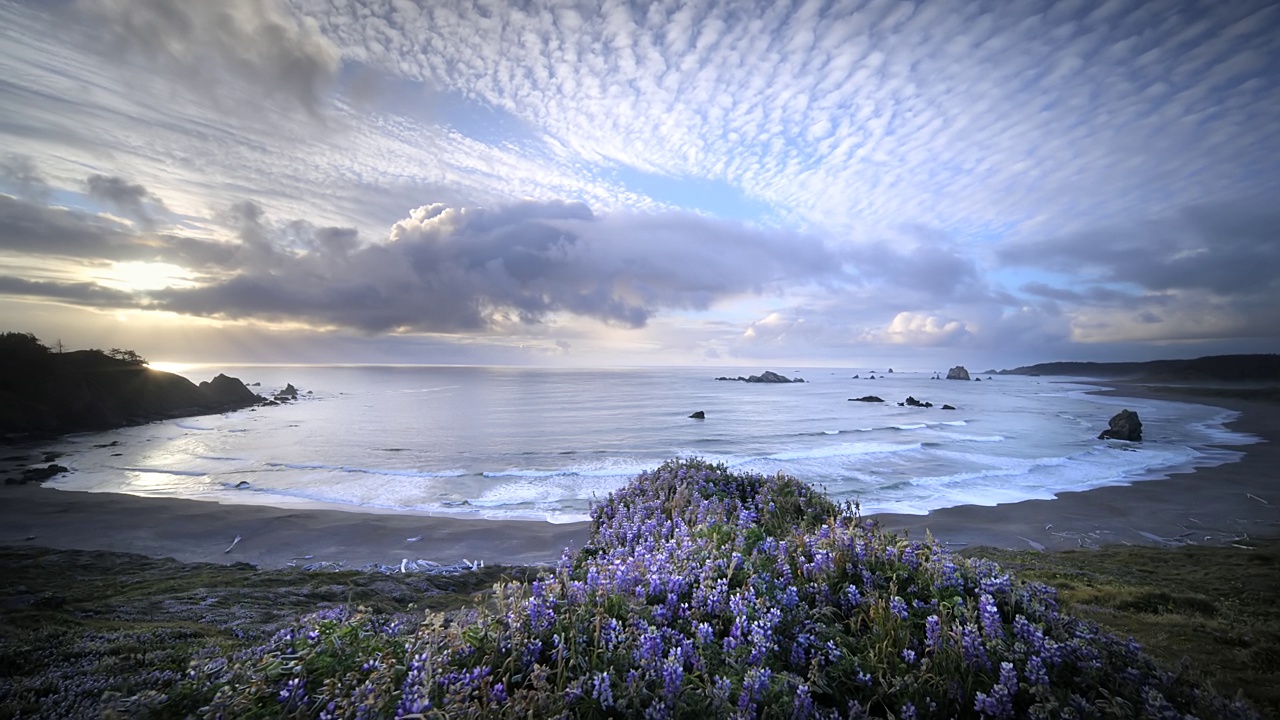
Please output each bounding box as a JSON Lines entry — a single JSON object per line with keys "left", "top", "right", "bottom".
{"left": 904, "top": 396, "right": 924, "bottom": 407}
{"left": 941, "top": 404, "right": 956, "bottom": 410}
{"left": 946, "top": 366, "right": 971, "bottom": 380}
{"left": 275, "top": 383, "right": 299, "bottom": 399}
{"left": 852, "top": 374, "right": 860, "bottom": 379}
{"left": 887, "top": 368, "right": 893, "bottom": 373}
{"left": 849, "top": 396, "right": 884, "bottom": 403}
{"left": 688, "top": 411, "right": 706, "bottom": 419}
{"left": 1098, "top": 409, "right": 1143, "bottom": 441}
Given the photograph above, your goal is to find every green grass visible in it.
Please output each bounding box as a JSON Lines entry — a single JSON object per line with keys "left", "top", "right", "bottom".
{"left": 967, "top": 539, "right": 1280, "bottom": 717}
{"left": 0, "top": 547, "right": 537, "bottom": 719}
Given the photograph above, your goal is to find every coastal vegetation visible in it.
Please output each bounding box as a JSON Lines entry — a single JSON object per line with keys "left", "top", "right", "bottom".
{"left": 3, "top": 460, "right": 1270, "bottom": 718}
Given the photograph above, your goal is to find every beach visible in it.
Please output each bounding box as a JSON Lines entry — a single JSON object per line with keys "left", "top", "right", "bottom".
{"left": 2, "top": 382, "right": 1277, "bottom": 568}
{"left": 875, "top": 383, "right": 1280, "bottom": 551}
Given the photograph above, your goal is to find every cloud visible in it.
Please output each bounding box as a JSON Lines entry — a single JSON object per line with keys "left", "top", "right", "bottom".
{"left": 0, "top": 275, "right": 142, "bottom": 308}
{"left": 75, "top": 0, "right": 342, "bottom": 114}
{"left": 147, "top": 199, "right": 847, "bottom": 333}
{"left": 85, "top": 174, "right": 168, "bottom": 227}
{"left": 303, "top": 0, "right": 1280, "bottom": 237}
{"left": 0, "top": 154, "right": 50, "bottom": 202}
{"left": 1001, "top": 201, "right": 1280, "bottom": 342}
{"left": 870, "top": 311, "right": 970, "bottom": 346}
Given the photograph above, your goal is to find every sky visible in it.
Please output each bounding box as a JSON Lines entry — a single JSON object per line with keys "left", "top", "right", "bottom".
{"left": 0, "top": 0, "right": 1277, "bottom": 369}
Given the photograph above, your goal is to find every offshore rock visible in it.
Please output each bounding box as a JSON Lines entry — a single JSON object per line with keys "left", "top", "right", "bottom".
{"left": 199, "top": 374, "right": 259, "bottom": 405}
{"left": 688, "top": 411, "right": 706, "bottom": 419}
{"left": 275, "top": 383, "right": 299, "bottom": 399}
{"left": 849, "top": 396, "right": 884, "bottom": 402}
{"left": 1098, "top": 409, "right": 1143, "bottom": 441}
{"left": 717, "top": 371, "right": 804, "bottom": 383}
{"left": 946, "top": 366, "right": 971, "bottom": 380}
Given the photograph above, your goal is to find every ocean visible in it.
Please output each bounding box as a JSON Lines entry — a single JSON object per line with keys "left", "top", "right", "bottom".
{"left": 43, "top": 366, "right": 1257, "bottom": 523}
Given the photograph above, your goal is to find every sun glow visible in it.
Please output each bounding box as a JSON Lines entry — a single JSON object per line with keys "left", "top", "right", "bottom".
{"left": 93, "top": 261, "right": 196, "bottom": 292}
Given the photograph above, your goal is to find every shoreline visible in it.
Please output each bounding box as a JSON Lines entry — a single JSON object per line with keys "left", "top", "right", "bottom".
{"left": 873, "top": 381, "right": 1279, "bottom": 551}
{"left": 2, "top": 382, "right": 1277, "bottom": 569}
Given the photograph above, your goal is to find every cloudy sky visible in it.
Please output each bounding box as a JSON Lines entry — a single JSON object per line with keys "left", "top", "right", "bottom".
{"left": 0, "top": 0, "right": 1276, "bottom": 368}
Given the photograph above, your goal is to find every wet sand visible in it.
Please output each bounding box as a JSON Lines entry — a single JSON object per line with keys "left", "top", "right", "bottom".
{"left": 874, "top": 382, "right": 1280, "bottom": 551}
{"left": 2, "top": 382, "right": 1276, "bottom": 567}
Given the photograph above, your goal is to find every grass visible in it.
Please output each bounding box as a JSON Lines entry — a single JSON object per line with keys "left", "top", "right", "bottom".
{"left": 968, "top": 540, "right": 1280, "bottom": 718}
{"left": 0, "top": 547, "right": 538, "bottom": 719}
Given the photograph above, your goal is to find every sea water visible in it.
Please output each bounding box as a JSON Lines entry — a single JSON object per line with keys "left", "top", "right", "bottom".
{"left": 43, "top": 366, "right": 1258, "bottom": 523}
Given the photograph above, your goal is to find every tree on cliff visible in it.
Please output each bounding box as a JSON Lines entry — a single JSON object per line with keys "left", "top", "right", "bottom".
{"left": 106, "top": 348, "right": 148, "bottom": 365}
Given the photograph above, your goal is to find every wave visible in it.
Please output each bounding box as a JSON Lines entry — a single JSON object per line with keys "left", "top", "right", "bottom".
{"left": 174, "top": 421, "right": 216, "bottom": 431}
{"left": 117, "top": 466, "right": 208, "bottom": 477}
{"left": 482, "top": 462, "right": 653, "bottom": 479}
{"left": 765, "top": 442, "right": 922, "bottom": 462}
{"left": 263, "top": 462, "right": 467, "bottom": 479}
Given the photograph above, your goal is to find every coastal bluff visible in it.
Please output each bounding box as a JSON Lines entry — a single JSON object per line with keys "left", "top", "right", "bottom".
{"left": 0, "top": 334, "right": 264, "bottom": 440}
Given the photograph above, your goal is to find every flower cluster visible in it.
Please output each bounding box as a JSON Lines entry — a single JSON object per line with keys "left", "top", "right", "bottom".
{"left": 134, "top": 458, "right": 1260, "bottom": 719}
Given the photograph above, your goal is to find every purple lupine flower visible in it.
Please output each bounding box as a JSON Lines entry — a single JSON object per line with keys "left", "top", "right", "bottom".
{"left": 792, "top": 684, "right": 815, "bottom": 719}
{"left": 277, "top": 677, "right": 305, "bottom": 705}
{"left": 925, "top": 614, "right": 943, "bottom": 649}
{"left": 900, "top": 701, "right": 917, "bottom": 720}
{"left": 591, "top": 671, "right": 614, "bottom": 708}
{"left": 889, "top": 596, "right": 909, "bottom": 620}
{"left": 978, "top": 593, "right": 1003, "bottom": 641}
{"left": 902, "top": 648, "right": 917, "bottom": 665}
{"left": 489, "top": 681, "right": 508, "bottom": 704}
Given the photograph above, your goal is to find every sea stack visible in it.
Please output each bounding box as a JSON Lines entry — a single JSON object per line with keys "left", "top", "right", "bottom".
{"left": 946, "top": 366, "right": 971, "bottom": 380}
{"left": 1098, "top": 409, "right": 1143, "bottom": 441}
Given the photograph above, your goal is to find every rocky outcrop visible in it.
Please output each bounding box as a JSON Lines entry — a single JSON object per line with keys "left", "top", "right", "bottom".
{"left": 848, "top": 396, "right": 884, "bottom": 402}
{"left": 199, "top": 374, "right": 259, "bottom": 406}
{"left": 0, "top": 348, "right": 266, "bottom": 441}
{"left": 275, "top": 383, "right": 299, "bottom": 400}
{"left": 716, "top": 371, "right": 805, "bottom": 383}
{"left": 902, "top": 396, "right": 933, "bottom": 408}
{"left": 688, "top": 411, "right": 706, "bottom": 419}
{"left": 946, "top": 366, "right": 971, "bottom": 381}
{"left": 941, "top": 404, "right": 956, "bottom": 410}
{"left": 4, "top": 463, "right": 70, "bottom": 485}
{"left": 1098, "top": 409, "right": 1143, "bottom": 441}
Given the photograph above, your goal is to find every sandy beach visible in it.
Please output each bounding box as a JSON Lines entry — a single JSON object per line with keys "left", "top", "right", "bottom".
{"left": 2, "top": 382, "right": 1277, "bottom": 568}
{"left": 875, "top": 382, "right": 1280, "bottom": 551}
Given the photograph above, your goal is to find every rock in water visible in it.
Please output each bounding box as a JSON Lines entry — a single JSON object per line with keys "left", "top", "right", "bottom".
{"left": 275, "top": 383, "right": 299, "bottom": 399}
{"left": 718, "top": 371, "right": 805, "bottom": 383}
{"left": 849, "top": 396, "right": 884, "bottom": 402}
{"left": 688, "top": 411, "right": 706, "bottom": 419}
{"left": 905, "top": 396, "right": 924, "bottom": 407}
{"left": 941, "top": 404, "right": 956, "bottom": 410}
{"left": 946, "top": 366, "right": 971, "bottom": 380}
{"left": 1098, "top": 409, "right": 1143, "bottom": 441}
{"left": 199, "top": 373, "right": 259, "bottom": 405}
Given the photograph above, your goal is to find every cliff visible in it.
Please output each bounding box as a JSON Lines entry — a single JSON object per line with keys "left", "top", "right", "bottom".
{"left": 0, "top": 342, "right": 263, "bottom": 441}
{"left": 995, "top": 354, "right": 1280, "bottom": 383}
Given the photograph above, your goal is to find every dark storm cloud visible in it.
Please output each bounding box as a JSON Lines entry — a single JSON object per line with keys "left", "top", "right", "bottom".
{"left": 74, "top": 0, "right": 341, "bottom": 114}
{"left": 1019, "top": 282, "right": 1142, "bottom": 306}
{"left": 151, "top": 199, "right": 847, "bottom": 333}
{"left": 0, "top": 276, "right": 141, "bottom": 308}
{"left": 1001, "top": 203, "right": 1280, "bottom": 296}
